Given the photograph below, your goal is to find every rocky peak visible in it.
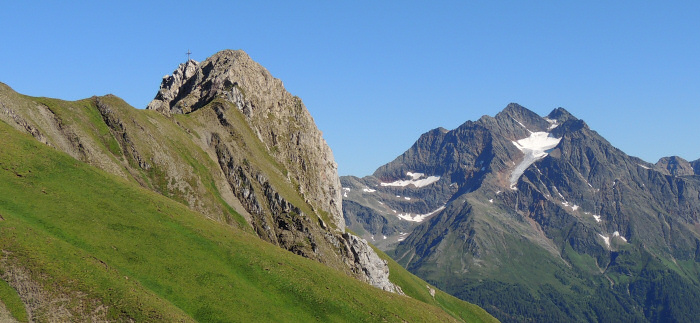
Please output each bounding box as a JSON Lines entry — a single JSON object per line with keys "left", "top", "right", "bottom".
{"left": 485, "top": 103, "right": 552, "bottom": 139}
{"left": 148, "top": 49, "right": 344, "bottom": 231}
{"left": 546, "top": 107, "right": 577, "bottom": 123}
{"left": 146, "top": 59, "right": 199, "bottom": 116}
{"left": 344, "top": 101, "right": 700, "bottom": 320}
{"left": 146, "top": 49, "right": 272, "bottom": 115}
{"left": 497, "top": 103, "right": 548, "bottom": 127}
{"left": 550, "top": 118, "right": 589, "bottom": 137}
{"left": 692, "top": 158, "right": 700, "bottom": 174}
{"left": 655, "top": 156, "right": 695, "bottom": 176}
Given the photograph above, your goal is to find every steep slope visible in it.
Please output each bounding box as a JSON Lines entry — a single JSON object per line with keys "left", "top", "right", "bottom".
{"left": 0, "top": 50, "right": 396, "bottom": 291}
{"left": 344, "top": 104, "right": 700, "bottom": 322}
{"left": 0, "top": 49, "right": 497, "bottom": 321}
{"left": 692, "top": 158, "right": 700, "bottom": 174}
{"left": 0, "top": 119, "right": 497, "bottom": 322}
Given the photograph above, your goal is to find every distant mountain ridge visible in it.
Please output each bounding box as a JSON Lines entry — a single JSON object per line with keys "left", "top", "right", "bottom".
{"left": 343, "top": 103, "right": 700, "bottom": 322}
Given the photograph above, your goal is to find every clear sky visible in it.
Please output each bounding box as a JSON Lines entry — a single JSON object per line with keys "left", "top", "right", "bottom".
{"left": 2, "top": 1, "right": 699, "bottom": 176}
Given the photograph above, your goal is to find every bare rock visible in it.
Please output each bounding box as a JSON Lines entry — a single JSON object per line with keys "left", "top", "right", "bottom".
{"left": 147, "top": 50, "right": 344, "bottom": 231}
{"left": 146, "top": 59, "right": 199, "bottom": 116}
{"left": 655, "top": 156, "right": 695, "bottom": 176}
{"left": 342, "top": 233, "right": 403, "bottom": 294}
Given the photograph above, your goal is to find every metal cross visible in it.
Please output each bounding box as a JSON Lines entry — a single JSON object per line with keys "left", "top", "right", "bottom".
{"left": 186, "top": 49, "right": 192, "bottom": 61}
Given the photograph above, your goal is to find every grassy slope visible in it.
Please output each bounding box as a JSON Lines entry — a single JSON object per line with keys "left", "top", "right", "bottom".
{"left": 374, "top": 246, "right": 498, "bottom": 323}
{"left": 23, "top": 93, "right": 250, "bottom": 230}
{"left": 0, "top": 120, "right": 496, "bottom": 322}
{"left": 0, "top": 277, "right": 27, "bottom": 322}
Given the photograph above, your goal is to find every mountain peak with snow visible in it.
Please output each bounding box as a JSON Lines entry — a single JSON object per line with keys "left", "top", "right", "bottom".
{"left": 342, "top": 102, "right": 700, "bottom": 322}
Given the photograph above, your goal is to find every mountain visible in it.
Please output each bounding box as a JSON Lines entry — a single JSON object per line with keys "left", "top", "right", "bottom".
{"left": 0, "top": 50, "right": 496, "bottom": 322}
{"left": 343, "top": 103, "right": 700, "bottom": 322}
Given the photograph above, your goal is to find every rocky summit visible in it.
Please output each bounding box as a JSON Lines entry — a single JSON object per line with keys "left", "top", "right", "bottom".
{"left": 0, "top": 48, "right": 405, "bottom": 294}
{"left": 344, "top": 103, "right": 700, "bottom": 322}
{"left": 0, "top": 50, "right": 505, "bottom": 322}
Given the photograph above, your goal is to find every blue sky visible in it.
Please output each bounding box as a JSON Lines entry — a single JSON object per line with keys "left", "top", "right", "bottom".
{"left": 2, "top": 1, "right": 699, "bottom": 176}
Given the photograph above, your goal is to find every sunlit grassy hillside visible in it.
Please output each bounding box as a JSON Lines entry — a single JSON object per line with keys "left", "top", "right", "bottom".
{"left": 0, "top": 119, "right": 496, "bottom": 322}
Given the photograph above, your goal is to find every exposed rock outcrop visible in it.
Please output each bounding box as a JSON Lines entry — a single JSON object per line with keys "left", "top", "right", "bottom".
{"left": 142, "top": 50, "right": 405, "bottom": 292}
{"left": 344, "top": 103, "right": 700, "bottom": 321}
{"left": 147, "top": 50, "right": 343, "bottom": 231}
{"left": 0, "top": 255, "right": 111, "bottom": 322}
{"left": 0, "top": 50, "right": 398, "bottom": 294}
{"left": 145, "top": 59, "right": 199, "bottom": 116}
{"left": 341, "top": 233, "right": 404, "bottom": 294}
{"left": 655, "top": 156, "right": 695, "bottom": 176}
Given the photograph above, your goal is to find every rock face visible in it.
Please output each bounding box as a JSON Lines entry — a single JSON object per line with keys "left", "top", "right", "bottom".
{"left": 344, "top": 103, "right": 700, "bottom": 322}
{"left": 147, "top": 50, "right": 343, "bottom": 231}
{"left": 341, "top": 233, "right": 403, "bottom": 294}
{"left": 655, "top": 156, "right": 695, "bottom": 176}
{"left": 0, "top": 50, "right": 399, "bottom": 294}
{"left": 145, "top": 59, "right": 199, "bottom": 116}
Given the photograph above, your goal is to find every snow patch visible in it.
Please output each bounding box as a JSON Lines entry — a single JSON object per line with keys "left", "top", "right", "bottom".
{"left": 404, "top": 197, "right": 411, "bottom": 200}
{"left": 555, "top": 189, "right": 565, "bottom": 200}
{"left": 552, "top": 186, "right": 580, "bottom": 212}
{"left": 489, "top": 199, "right": 494, "bottom": 203}
{"left": 561, "top": 201, "right": 577, "bottom": 210}
{"left": 613, "top": 231, "right": 627, "bottom": 242}
{"left": 509, "top": 132, "right": 561, "bottom": 189}
{"left": 637, "top": 164, "right": 651, "bottom": 170}
{"left": 397, "top": 205, "right": 446, "bottom": 222}
{"left": 512, "top": 118, "right": 531, "bottom": 133}
{"left": 362, "top": 188, "right": 376, "bottom": 193}
{"left": 599, "top": 234, "right": 610, "bottom": 248}
{"left": 381, "top": 172, "right": 441, "bottom": 188}
{"left": 544, "top": 118, "right": 559, "bottom": 130}
{"left": 407, "top": 172, "right": 423, "bottom": 180}
{"left": 383, "top": 235, "right": 387, "bottom": 240}
{"left": 592, "top": 214, "right": 601, "bottom": 223}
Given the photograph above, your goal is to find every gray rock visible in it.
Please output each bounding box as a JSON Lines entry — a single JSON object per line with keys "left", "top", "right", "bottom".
{"left": 342, "top": 233, "right": 404, "bottom": 294}
{"left": 655, "top": 156, "right": 695, "bottom": 176}
{"left": 146, "top": 59, "right": 199, "bottom": 116}
{"left": 345, "top": 103, "right": 700, "bottom": 320}
{"left": 146, "top": 50, "right": 344, "bottom": 231}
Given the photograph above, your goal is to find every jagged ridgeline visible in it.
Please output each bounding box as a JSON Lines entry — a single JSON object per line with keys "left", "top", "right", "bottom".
{"left": 0, "top": 50, "right": 496, "bottom": 322}
{"left": 343, "top": 103, "right": 700, "bottom": 322}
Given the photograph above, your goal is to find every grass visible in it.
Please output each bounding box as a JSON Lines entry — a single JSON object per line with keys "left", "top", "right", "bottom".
{"left": 0, "top": 276, "right": 28, "bottom": 322}
{"left": 373, "top": 246, "right": 498, "bottom": 323}
{"left": 0, "top": 119, "right": 496, "bottom": 322}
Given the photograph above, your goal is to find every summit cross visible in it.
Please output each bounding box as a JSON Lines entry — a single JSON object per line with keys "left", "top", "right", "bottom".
{"left": 186, "top": 49, "right": 192, "bottom": 61}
